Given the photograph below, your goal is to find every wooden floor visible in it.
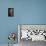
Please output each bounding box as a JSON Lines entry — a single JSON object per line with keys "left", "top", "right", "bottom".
{"left": 19, "top": 40, "right": 46, "bottom": 46}
{"left": 0, "top": 40, "right": 46, "bottom": 46}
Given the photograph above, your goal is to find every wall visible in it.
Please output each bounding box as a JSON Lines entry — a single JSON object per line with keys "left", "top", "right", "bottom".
{"left": 0, "top": 0, "right": 46, "bottom": 44}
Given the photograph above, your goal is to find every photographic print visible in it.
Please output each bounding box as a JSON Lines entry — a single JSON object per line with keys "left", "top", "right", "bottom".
{"left": 8, "top": 8, "right": 14, "bottom": 17}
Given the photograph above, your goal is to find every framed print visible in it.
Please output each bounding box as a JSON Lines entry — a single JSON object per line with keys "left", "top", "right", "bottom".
{"left": 8, "top": 8, "right": 14, "bottom": 17}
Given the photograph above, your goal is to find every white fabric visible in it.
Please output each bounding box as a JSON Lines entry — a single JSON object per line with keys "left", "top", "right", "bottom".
{"left": 21, "top": 30, "right": 28, "bottom": 39}
{"left": 21, "top": 30, "right": 45, "bottom": 41}
{"left": 31, "top": 35, "right": 45, "bottom": 41}
{"left": 39, "top": 31, "right": 44, "bottom": 35}
{"left": 43, "top": 33, "right": 46, "bottom": 36}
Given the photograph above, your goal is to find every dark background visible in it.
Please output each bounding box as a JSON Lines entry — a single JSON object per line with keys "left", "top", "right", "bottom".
{"left": 8, "top": 8, "right": 14, "bottom": 17}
